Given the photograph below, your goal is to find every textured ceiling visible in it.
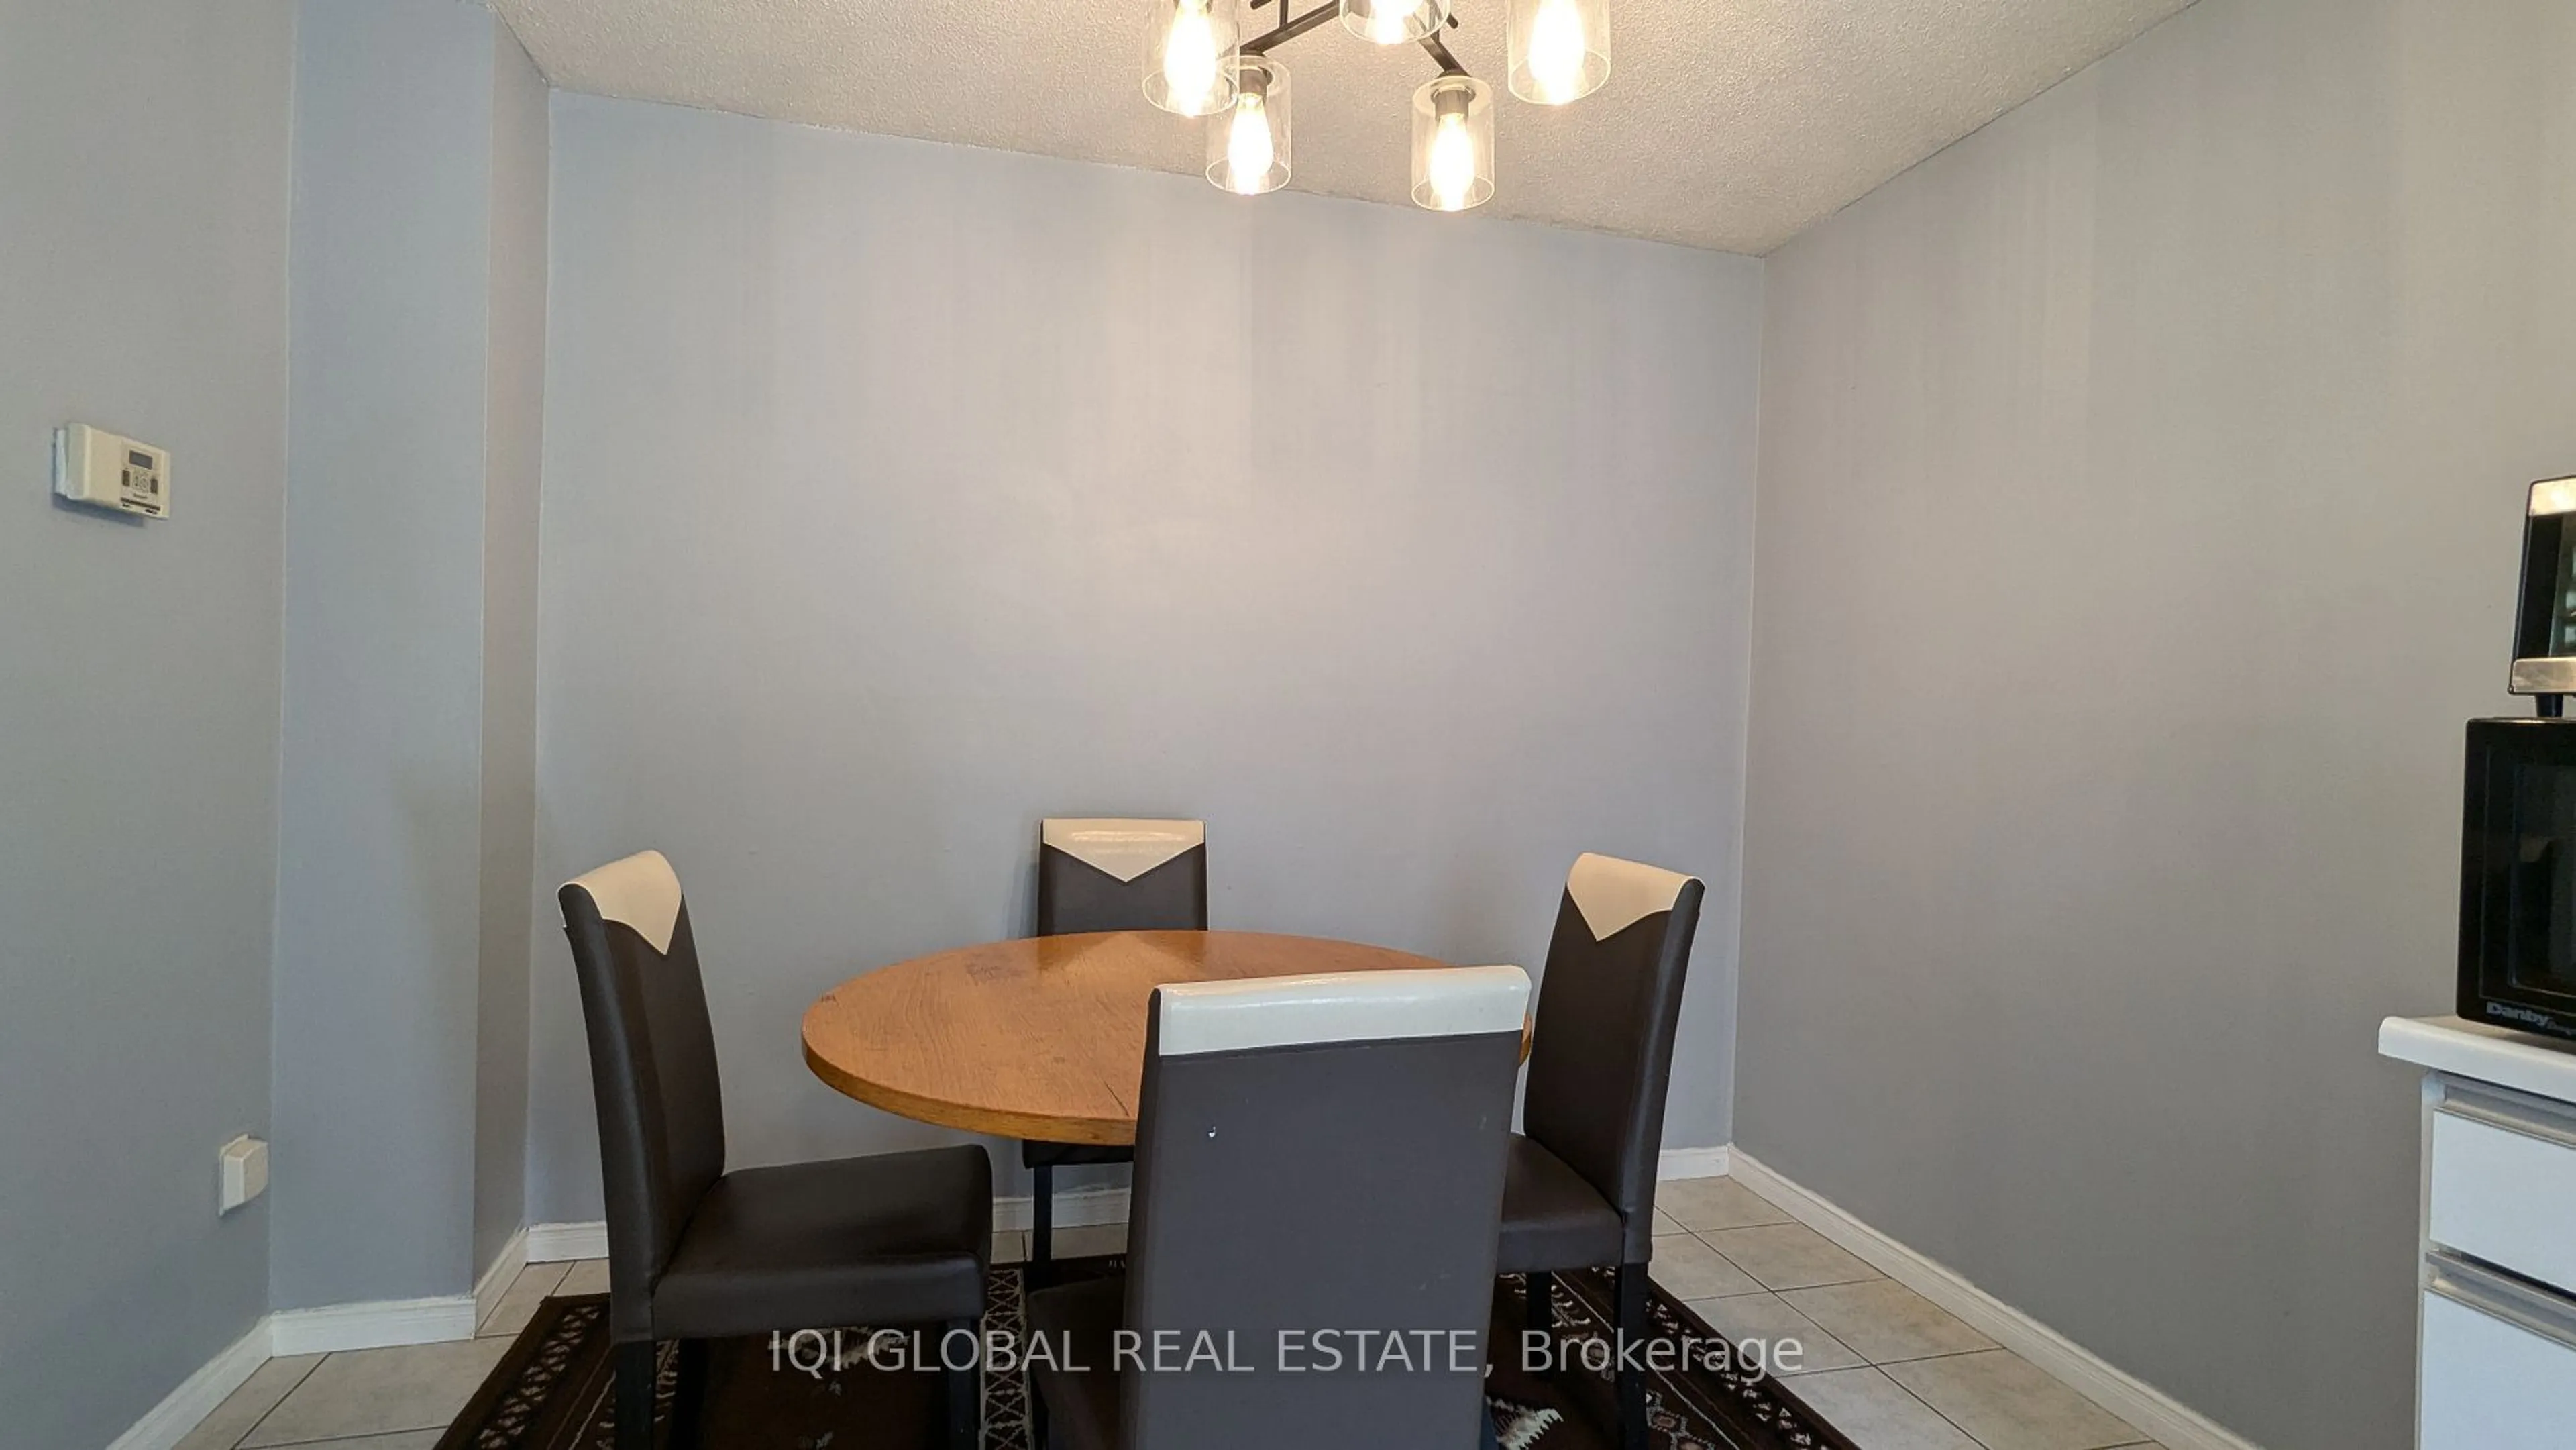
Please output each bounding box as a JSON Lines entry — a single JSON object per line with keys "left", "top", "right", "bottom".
{"left": 487, "top": 0, "right": 2193, "bottom": 254}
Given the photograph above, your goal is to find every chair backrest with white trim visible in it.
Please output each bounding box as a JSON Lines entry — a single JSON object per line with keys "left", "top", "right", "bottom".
{"left": 558, "top": 849, "right": 727, "bottom": 1341}
{"left": 1524, "top": 851, "right": 1705, "bottom": 1264}
{"left": 1036, "top": 817, "right": 1208, "bottom": 935}
{"left": 1116, "top": 966, "right": 1531, "bottom": 1450}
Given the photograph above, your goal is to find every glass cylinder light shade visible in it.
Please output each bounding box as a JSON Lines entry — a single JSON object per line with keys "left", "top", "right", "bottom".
{"left": 1340, "top": 0, "right": 1450, "bottom": 46}
{"left": 1143, "top": 0, "right": 1240, "bottom": 117}
{"left": 1410, "top": 76, "right": 1495, "bottom": 212}
{"left": 1507, "top": 0, "right": 1609, "bottom": 105}
{"left": 1207, "top": 56, "right": 1290, "bottom": 195}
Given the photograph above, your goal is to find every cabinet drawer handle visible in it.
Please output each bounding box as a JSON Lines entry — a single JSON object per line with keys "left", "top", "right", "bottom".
{"left": 2439, "top": 1084, "right": 2576, "bottom": 1153}
{"left": 2427, "top": 1251, "right": 2576, "bottom": 1353}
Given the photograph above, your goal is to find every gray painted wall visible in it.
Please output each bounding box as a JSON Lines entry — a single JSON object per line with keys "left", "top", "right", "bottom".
{"left": 1740, "top": 1, "right": 2576, "bottom": 1445}
{"left": 474, "top": 19, "right": 551, "bottom": 1291}
{"left": 526, "top": 94, "right": 1763, "bottom": 1223}
{"left": 0, "top": 1, "right": 294, "bottom": 1443}
{"left": 276, "top": 0, "right": 549, "bottom": 1309}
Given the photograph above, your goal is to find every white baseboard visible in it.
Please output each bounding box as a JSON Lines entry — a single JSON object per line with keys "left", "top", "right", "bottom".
{"left": 269, "top": 1295, "right": 478, "bottom": 1357}
{"left": 116, "top": 1253, "right": 508, "bottom": 1445}
{"left": 1725, "top": 1149, "right": 2263, "bottom": 1450}
{"left": 105, "top": 1319, "right": 272, "bottom": 1450}
{"left": 112, "top": 1145, "right": 1755, "bottom": 1450}
{"left": 533, "top": 1184, "right": 1138, "bottom": 1261}
{"left": 994, "top": 1185, "right": 1131, "bottom": 1233}
{"left": 474, "top": 1227, "right": 528, "bottom": 1330}
{"left": 113, "top": 1296, "right": 479, "bottom": 1447}
{"left": 525, "top": 1220, "right": 608, "bottom": 1261}
{"left": 1657, "top": 1145, "right": 1731, "bottom": 1180}
{"left": 531, "top": 1159, "right": 1731, "bottom": 1260}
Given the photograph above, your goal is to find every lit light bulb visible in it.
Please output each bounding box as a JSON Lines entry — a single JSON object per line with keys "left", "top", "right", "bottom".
{"left": 1428, "top": 109, "right": 1477, "bottom": 210}
{"left": 1525, "top": 0, "right": 1587, "bottom": 102}
{"left": 1365, "top": 0, "right": 1413, "bottom": 42}
{"left": 1162, "top": 0, "right": 1222, "bottom": 115}
{"left": 1224, "top": 91, "right": 1273, "bottom": 194}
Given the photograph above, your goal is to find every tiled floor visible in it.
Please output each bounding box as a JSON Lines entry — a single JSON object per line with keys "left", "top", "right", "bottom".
{"left": 1654, "top": 1177, "right": 2161, "bottom": 1450}
{"left": 177, "top": 1178, "right": 2159, "bottom": 1450}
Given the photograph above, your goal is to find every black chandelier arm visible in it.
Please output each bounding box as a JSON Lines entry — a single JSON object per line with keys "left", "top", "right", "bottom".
{"left": 1239, "top": 1, "right": 1341, "bottom": 56}
{"left": 1240, "top": 0, "right": 1468, "bottom": 72}
{"left": 1417, "top": 30, "right": 1468, "bottom": 76}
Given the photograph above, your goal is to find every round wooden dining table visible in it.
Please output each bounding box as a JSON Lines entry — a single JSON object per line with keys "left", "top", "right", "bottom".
{"left": 801, "top": 929, "right": 1454, "bottom": 1146}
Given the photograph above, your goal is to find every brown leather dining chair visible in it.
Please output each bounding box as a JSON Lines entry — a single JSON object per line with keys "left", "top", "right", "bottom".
{"left": 559, "top": 849, "right": 995, "bottom": 1450}
{"left": 1022, "top": 817, "right": 1208, "bottom": 1269}
{"left": 1026, "top": 965, "right": 1532, "bottom": 1450}
{"left": 1501, "top": 852, "right": 1705, "bottom": 1450}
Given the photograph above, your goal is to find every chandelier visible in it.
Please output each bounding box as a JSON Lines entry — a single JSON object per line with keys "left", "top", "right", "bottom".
{"left": 1140, "top": 0, "right": 1610, "bottom": 209}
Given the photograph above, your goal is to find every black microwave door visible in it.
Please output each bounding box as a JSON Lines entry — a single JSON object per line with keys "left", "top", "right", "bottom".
{"left": 2465, "top": 721, "right": 2576, "bottom": 1015}
{"left": 2504, "top": 764, "right": 2576, "bottom": 996}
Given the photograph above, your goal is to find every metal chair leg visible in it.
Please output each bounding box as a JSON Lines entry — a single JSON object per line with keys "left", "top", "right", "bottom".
{"left": 614, "top": 1340, "right": 657, "bottom": 1450}
{"left": 944, "top": 1317, "right": 982, "bottom": 1450}
{"left": 1614, "top": 1261, "right": 1649, "bottom": 1450}
{"left": 1030, "top": 1161, "right": 1054, "bottom": 1271}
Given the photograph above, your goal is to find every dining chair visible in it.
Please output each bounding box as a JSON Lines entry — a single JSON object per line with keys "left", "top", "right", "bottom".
{"left": 1024, "top": 817, "right": 1208, "bottom": 1268}
{"left": 1034, "top": 817, "right": 1208, "bottom": 935}
{"left": 1025, "top": 964, "right": 1532, "bottom": 1450}
{"left": 1500, "top": 851, "right": 1705, "bottom": 1450}
{"left": 559, "top": 849, "right": 994, "bottom": 1450}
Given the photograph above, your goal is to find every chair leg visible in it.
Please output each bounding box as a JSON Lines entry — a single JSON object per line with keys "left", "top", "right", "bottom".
{"left": 943, "top": 1318, "right": 982, "bottom": 1450}
{"left": 1614, "top": 1261, "right": 1649, "bottom": 1450}
{"left": 1523, "top": 1269, "right": 1554, "bottom": 1346}
{"left": 614, "top": 1340, "right": 657, "bottom": 1450}
{"left": 1030, "top": 1161, "right": 1054, "bottom": 1272}
{"left": 668, "top": 1338, "right": 708, "bottom": 1449}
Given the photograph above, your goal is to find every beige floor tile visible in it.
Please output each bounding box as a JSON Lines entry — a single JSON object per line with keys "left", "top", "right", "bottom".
{"left": 557, "top": 1259, "right": 610, "bottom": 1296}
{"left": 1659, "top": 1176, "right": 1793, "bottom": 1232}
{"left": 1652, "top": 1208, "right": 1684, "bottom": 1236}
{"left": 1049, "top": 1223, "right": 1128, "bottom": 1258}
{"left": 1682, "top": 1291, "right": 1865, "bottom": 1375}
{"left": 241, "top": 1339, "right": 511, "bottom": 1447}
{"left": 993, "top": 1230, "right": 1028, "bottom": 1265}
{"left": 1699, "top": 1223, "right": 1880, "bottom": 1292}
{"left": 477, "top": 1262, "right": 571, "bottom": 1339}
{"left": 1782, "top": 1279, "right": 1996, "bottom": 1365}
{"left": 1648, "top": 1233, "right": 1762, "bottom": 1299}
{"left": 1778, "top": 1367, "right": 1979, "bottom": 1449}
{"left": 1884, "top": 1349, "right": 2141, "bottom": 1450}
{"left": 173, "top": 1355, "right": 324, "bottom": 1450}
{"left": 281, "top": 1433, "right": 446, "bottom": 1449}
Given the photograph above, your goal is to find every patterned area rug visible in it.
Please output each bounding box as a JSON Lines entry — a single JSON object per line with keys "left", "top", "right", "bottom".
{"left": 436, "top": 1262, "right": 1858, "bottom": 1449}
{"left": 1491, "top": 1269, "right": 1860, "bottom": 1450}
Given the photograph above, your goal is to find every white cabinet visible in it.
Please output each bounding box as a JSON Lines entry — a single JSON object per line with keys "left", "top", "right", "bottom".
{"left": 2428, "top": 1100, "right": 2576, "bottom": 1300}
{"left": 2418, "top": 1262, "right": 2576, "bottom": 1450}
{"left": 2381, "top": 1017, "right": 2576, "bottom": 1450}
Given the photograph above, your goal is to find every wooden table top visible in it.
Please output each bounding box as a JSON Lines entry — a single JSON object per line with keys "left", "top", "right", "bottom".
{"left": 801, "top": 930, "right": 1454, "bottom": 1145}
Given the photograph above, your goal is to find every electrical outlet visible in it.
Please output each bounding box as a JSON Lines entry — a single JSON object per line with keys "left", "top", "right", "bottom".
{"left": 219, "top": 1135, "right": 268, "bottom": 1214}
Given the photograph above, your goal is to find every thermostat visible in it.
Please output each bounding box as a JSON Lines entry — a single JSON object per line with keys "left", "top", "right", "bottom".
{"left": 54, "top": 423, "right": 170, "bottom": 518}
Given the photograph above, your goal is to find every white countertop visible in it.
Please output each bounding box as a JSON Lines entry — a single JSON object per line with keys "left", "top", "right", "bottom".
{"left": 2381, "top": 1015, "right": 2576, "bottom": 1105}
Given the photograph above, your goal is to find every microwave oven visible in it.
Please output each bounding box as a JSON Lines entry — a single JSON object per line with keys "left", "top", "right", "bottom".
{"left": 2459, "top": 717, "right": 2576, "bottom": 1041}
